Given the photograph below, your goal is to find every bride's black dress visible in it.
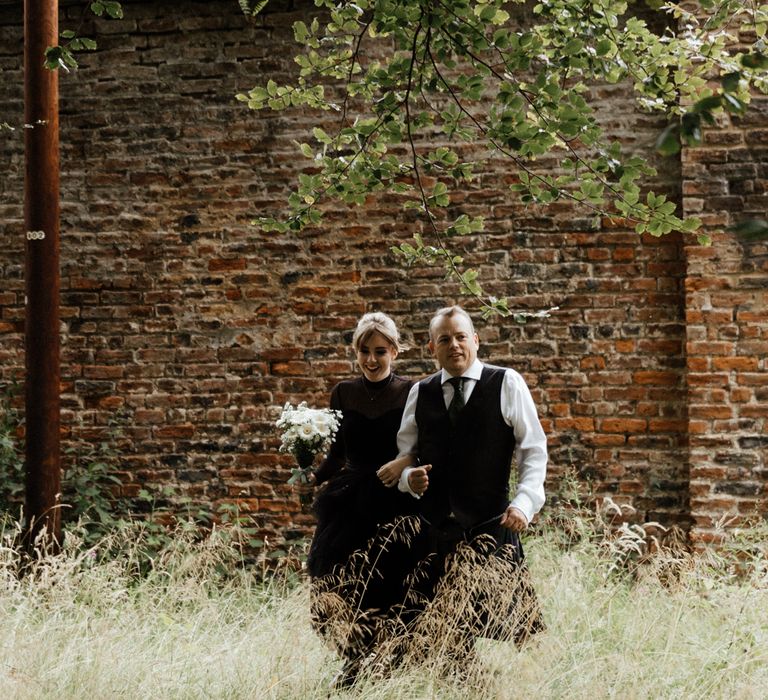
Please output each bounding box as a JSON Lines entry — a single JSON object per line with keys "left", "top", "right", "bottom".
{"left": 307, "top": 374, "right": 421, "bottom": 661}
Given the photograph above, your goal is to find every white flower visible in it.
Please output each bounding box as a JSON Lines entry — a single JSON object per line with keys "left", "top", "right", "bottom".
{"left": 275, "top": 402, "right": 342, "bottom": 469}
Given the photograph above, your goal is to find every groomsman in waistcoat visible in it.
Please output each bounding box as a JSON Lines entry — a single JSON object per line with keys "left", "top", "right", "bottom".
{"left": 396, "top": 305, "right": 547, "bottom": 650}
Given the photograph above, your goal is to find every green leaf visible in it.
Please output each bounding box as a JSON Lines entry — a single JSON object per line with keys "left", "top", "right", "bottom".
{"left": 563, "top": 38, "right": 584, "bottom": 56}
{"left": 298, "top": 142, "right": 314, "bottom": 158}
{"left": 741, "top": 52, "right": 768, "bottom": 70}
{"left": 693, "top": 95, "right": 722, "bottom": 113}
{"left": 680, "top": 217, "right": 702, "bottom": 233}
{"left": 493, "top": 28, "right": 511, "bottom": 49}
{"left": 239, "top": 0, "right": 269, "bottom": 16}
{"left": 312, "top": 127, "right": 331, "bottom": 144}
{"left": 595, "top": 39, "right": 613, "bottom": 57}
{"left": 293, "top": 21, "right": 309, "bottom": 42}
{"left": 103, "top": 2, "right": 123, "bottom": 19}
{"left": 680, "top": 113, "right": 702, "bottom": 146}
{"left": 44, "top": 45, "right": 78, "bottom": 71}
{"left": 722, "top": 93, "right": 745, "bottom": 114}
{"left": 721, "top": 71, "right": 741, "bottom": 93}
{"left": 492, "top": 9, "right": 510, "bottom": 25}
{"left": 730, "top": 219, "right": 768, "bottom": 240}
{"left": 477, "top": 4, "right": 497, "bottom": 22}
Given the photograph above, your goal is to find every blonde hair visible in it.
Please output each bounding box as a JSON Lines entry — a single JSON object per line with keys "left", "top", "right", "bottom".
{"left": 352, "top": 312, "right": 402, "bottom": 352}
{"left": 429, "top": 305, "right": 476, "bottom": 340}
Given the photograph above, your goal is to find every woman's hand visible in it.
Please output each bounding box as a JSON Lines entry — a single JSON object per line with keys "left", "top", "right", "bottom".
{"left": 376, "top": 455, "right": 414, "bottom": 487}
{"left": 377, "top": 463, "right": 401, "bottom": 487}
{"left": 294, "top": 471, "right": 316, "bottom": 506}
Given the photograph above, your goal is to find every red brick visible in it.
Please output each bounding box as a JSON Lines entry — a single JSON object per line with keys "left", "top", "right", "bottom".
{"left": 613, "top": 248, "right": 635, "bottom": 261}
{"left": 271, "top": 361, "right": 311, "bottom": 376}
{"left": 601, "top": 418, "right": 647, "bottom": 433}
{"left": 687, "top": 341, "right": 735, "bottom": 355}
{"left": 740, "top": 406, "right": 768, "bottom": 418}
{"left": 259, "top": 348, "right": 304, "bottom": 361}
{"left": 687, "top": 373, "right": 730, "bottom": 387}
{"left": 711, "top": 357, "right": 759, "bottom": 372}
{"left": 155, "top": 425, "right": 195, "bottom": 439}
{"left": 737, "top": 373, "right": 768, "bottom": 386}
{"left": 615, "top": 340, "right": 635, "bottom": 353}
{"left": 648, "top": 419, "right": 687, "bottom": 433}
{"left": 84, "top": 365, "right": 125, "bottom": 379}
{"left": 690, "top": 466, "right": 728, "bottom": 480}
{"left": 687, "top": 357, "right": 709, "bottom": 371}
{"left": 580, "top": 356, "right": 606, "bottom": 370}
{"left": 729, "top": 388, "right": 752, "bottom": 402}
{"left": 208, "top": 258, "right": 246, "bottom": 272}
{"left": 633, "top": 371, "right": 680, "bottom": 386}
{"left": 689, "top": 406, "right": 733, "bottom": 420}
{"left": 554, "top": 417, "right": 595, "bottom": 431}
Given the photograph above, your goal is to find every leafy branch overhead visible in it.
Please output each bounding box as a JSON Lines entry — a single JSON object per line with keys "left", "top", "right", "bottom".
{"left": 44, "top": 1, "right": 123, "bottom": 71}
{"left": 240, "top": 0, "right": 768, "bottom": 315}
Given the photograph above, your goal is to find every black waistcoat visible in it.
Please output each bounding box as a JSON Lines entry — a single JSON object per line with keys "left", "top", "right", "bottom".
{"left": 415, "top": 365, "right": 517, "bottom": 529}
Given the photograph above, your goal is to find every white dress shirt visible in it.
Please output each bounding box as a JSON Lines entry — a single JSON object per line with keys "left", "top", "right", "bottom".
{"left": 396, "top": 359, "right": 547, "bottom": 524}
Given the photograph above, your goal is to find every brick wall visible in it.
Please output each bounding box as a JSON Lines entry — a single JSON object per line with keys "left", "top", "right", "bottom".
{"left": 1, "top": 0, "right": 764, "bottom": 544}
{"left": 683, "top": 97, "right": 768, "bottom": 546}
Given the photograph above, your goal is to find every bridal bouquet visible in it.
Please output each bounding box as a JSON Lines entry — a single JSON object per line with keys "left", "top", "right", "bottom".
{"left": 276, "top": 401, "right": 342, "bottom": 488}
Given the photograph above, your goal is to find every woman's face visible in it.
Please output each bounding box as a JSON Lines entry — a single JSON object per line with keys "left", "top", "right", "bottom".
{"left": 357, "top": 330, "right": 398, "bottom": 382}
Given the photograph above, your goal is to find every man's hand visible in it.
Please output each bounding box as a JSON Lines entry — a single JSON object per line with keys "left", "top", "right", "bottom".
{"left": 407, "top": 464, "right": 432, "bottom": 496}
{"left": 500, "top": 505, "right": 528, "bottom": 532}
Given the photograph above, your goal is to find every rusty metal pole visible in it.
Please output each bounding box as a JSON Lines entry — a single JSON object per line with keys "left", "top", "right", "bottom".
{"left": 24, "top": 0, "right": 61, "bottom": 547}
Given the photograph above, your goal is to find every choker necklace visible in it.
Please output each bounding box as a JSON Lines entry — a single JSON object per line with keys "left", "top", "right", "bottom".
{"left": 362, "top": 374, "right": 394, "bottom": 401}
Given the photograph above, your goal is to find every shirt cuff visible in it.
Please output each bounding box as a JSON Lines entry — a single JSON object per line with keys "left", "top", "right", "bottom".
{"left": 398, "top": 467, "right": 421, "bottom": 498}
{"left": 509, "top": 493, "right": 534, "bottom": 525}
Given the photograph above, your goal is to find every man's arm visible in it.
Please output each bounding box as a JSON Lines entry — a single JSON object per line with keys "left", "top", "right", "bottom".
{"left": 394, "top": 383, "right": 429, "bottom": 497}
{"left": 501, "top": 370, "right": 548, "bottom": 526}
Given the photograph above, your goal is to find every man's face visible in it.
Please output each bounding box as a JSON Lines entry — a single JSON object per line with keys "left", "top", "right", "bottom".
{"left": 428, "top": 314, "right": 479, "bottom": 376}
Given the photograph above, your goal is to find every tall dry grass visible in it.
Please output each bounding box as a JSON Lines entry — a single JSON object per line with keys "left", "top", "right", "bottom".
{"left": 1, "top": 514, "right": 767, "bottom": 699}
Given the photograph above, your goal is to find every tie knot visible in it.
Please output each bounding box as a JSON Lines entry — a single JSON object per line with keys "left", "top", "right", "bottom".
{"left": 448, "top": 376, "right": 464, "bottom": 391}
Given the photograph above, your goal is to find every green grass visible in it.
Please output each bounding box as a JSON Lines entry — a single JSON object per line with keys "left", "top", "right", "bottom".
{"left": 1, "top": 519, "right": 767, "bottom": 699}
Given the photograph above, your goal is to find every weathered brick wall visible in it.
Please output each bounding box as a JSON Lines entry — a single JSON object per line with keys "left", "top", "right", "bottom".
{"left": 683, "top": 98, "right": 768, "bottom": 545}
{"left": 1, "top": 0, "right": 763, "bottom": 544}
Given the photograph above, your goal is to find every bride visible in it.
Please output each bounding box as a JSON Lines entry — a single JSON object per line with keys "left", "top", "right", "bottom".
{"left": 306, "top": 312, "right": 420, "bottom": 688}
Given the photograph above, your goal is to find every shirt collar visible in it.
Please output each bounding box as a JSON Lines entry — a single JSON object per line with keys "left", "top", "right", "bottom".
{"left": 441, "top": 358, "right": 483, "bottom": 384}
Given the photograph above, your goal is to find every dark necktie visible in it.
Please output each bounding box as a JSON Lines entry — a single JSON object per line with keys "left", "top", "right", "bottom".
{"left": 447, "top": 376, "right": 465, "bottom": 425}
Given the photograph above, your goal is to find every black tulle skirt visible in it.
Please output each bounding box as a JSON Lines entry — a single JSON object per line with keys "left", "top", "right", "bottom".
{"left": 307, "top": 466, "right": 418, "bottom": 581}
{"left": 307, "top": 467, "right": 427, "bottom": 659}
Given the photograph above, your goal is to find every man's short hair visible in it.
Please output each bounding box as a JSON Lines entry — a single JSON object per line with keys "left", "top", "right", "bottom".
{"left": 428, "top": 305, "right": 475, "bottom": 340}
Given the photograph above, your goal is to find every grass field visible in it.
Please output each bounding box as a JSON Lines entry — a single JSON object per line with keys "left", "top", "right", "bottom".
{"left": 1, "top": 518, "right": 767, "bottom": 699}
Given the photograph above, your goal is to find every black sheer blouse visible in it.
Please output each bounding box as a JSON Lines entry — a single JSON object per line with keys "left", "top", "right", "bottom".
{"left": 314, "top": 374, "right": 413, "bottom": 484}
